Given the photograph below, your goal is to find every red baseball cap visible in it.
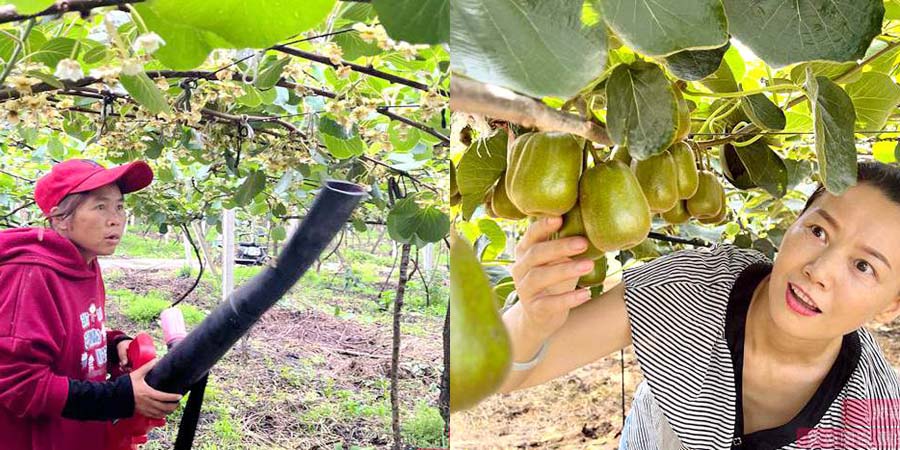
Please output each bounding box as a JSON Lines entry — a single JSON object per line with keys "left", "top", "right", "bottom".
{"left": 34, "top": 159, "right": 154, "bottom": 216}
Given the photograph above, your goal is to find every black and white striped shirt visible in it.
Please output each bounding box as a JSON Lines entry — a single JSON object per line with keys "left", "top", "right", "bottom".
{"left": 619, "top": 243, "right": 900, "bottom": 449}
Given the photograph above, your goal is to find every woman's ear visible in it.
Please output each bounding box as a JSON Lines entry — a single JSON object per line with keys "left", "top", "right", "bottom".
{"left": 874, "top": 296, "right": 900, "bottom": 324}
{"left": 48, "top": 207, "right": 68, "bottom": 231}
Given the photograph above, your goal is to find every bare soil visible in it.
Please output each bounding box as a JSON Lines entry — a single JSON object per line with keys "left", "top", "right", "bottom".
{"left": 104, "top": 266, "right": 444, "bottom": 449}
{"left": 451, "top": 324, "right": 900, "bottom": 449}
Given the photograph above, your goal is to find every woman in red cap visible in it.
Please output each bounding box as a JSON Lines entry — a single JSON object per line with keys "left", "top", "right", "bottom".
{"left": 0, "top": 159, "right": 183, "bottom": 449}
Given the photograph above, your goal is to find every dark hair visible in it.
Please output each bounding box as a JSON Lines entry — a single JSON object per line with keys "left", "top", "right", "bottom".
{"left": 801, "top": 161, "right": 900, "bottom": 214}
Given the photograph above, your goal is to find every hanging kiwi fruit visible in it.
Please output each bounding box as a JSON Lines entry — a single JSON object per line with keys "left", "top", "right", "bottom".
{"left": 506, "top": 131, "right": 583, "bottom": 217}
{"left": 450, "top": 230, "right": 512, "bottom": 413}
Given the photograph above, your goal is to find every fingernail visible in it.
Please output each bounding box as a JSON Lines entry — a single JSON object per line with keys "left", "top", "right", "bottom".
{"left": 570, "top": 238, "right": 587, "bottom": 251}
{"left": 578, "top": 289, "right": 592, "bottom": 300}
{"left": 577, "top": 260, "right": 594, "bottom": 272}
{"left": 545, "top": 216, "right": 560, "bottom": 226}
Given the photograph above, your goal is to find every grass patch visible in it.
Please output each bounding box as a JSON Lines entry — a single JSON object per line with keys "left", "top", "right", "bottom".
{"left": 116, "top": 233, "right": 183, "bottom": 259}
{"left": 104, "top": 269, "right": 124, "bottom": 284}
{"left": 109, "top": 289, "right": 205, "bottom": 325}
{"left": 101, "top": 228, "right": 445, "bottom": 449}
{"left": 402, "top": 401, "right": 446, "bottom": 448}
{"left": 404, "top": 278, "right": 448, "bottom": 318}
{"left": 234, "top": 265, "right": 263, "bottom": 285}
{"left": 198, "top": 382, "right": 244, "bottom": 447}
{"left": 301, "top": 382, "right": 391, "bottom": 427}
{"left": 342, "top": 247, "right": 395, "bottom": 270}
{"left": 179, "top": 265, "right": 264, "bottom": 297}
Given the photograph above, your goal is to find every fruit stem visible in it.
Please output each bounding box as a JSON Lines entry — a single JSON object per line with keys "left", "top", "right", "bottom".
{"left": 588, "top": 144, "right": 603, "bottom": 165}
{"left": 582, "top": 142, "right": 590, "bottom": 171}
{"left": 687, "top": 140, "right": 701, "bottom": 171}
{"left": 694, "top": 144, "right": 707, "bottom": 171}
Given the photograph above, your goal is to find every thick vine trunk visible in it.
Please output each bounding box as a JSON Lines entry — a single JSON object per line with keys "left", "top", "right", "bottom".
{"left": 440, "top": 302, "right": 450, "bottom": 438}
{"left": 391, "top": 243, "right": 412, "bottom": 450}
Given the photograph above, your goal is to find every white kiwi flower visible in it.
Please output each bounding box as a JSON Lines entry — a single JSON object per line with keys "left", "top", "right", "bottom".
{"left": 133, "top": 32, "right": 166, "bottom": 55}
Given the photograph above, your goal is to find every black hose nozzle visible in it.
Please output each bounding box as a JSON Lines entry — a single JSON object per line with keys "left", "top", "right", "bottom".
{"left": 145, "top": 180, "right": 367, "bottom": 393}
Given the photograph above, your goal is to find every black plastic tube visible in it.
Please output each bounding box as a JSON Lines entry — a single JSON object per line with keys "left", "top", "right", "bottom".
{"left": 172, "top": 374, "right": 207, "bottom": 450}
{"left": 145, "top": 180, "right": 367, "bottom": 393}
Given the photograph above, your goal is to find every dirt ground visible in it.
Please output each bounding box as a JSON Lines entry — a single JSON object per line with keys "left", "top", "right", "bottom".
{"left": 103, "top": 266, "right": 445, "bottom": 449}
{"left": 450, "top": 322, "right": 900, "bottom": 450}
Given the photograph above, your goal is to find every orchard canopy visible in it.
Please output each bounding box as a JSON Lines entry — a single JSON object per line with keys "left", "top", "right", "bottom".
{"left": 449, "top": 0, "right": 900, "bottom": 261}
{"left": 0, "top": 0, "right": 450, "bottom": 249}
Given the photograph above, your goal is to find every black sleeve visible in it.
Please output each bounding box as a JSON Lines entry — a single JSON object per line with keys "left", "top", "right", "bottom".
{"left": 60, "top": 375, "right": 135, "bottom": 421}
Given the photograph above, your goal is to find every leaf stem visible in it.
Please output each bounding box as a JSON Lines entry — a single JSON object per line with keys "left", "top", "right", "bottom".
{"left": 731, "top": 133, "right": 765, "bottom": 147}
{"left": 70, "top": 40, "right": 81, "bottom": 60}
{"left": 834, "top": 40, "right": 900, "bottom": 84}
{"left": 0, "top": 30, "right": 20, "bottom": 43}
{"left": 104, "top": 12, "right": 129, "bottom": 58}
{"left": 700, "top": 99, "right": 736, "bottom": 134}
{"left": 765, "top": 66, "right": 778, "bottom": 104}
{"left": 127, "top": 4, "right": 150, "bottom": 35}
{"left": 0, "top": 18, "right": 35, "bottom": 88}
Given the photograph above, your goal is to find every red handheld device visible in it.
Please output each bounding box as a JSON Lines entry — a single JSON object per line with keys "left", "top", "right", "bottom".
{"left": 105, "top": 333, "right": 166, "bottom": 450}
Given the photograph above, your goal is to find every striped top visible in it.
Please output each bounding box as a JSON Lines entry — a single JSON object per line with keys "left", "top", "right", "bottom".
{"left": 618, "top": 243, "right": 900, "bottom": 450}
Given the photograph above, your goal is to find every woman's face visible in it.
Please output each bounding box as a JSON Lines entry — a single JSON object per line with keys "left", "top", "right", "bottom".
{"left": 54, "top": 183, "right": 126, "bottom": 263}
{"left": 768, "top": 183, "right": 900, "bottom": 340}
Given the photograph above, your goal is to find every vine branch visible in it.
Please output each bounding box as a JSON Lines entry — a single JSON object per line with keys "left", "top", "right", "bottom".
{"left": 0, "top": 200, "right": 36, "bottom": 221}
{"left": 358, "top": 155, "right": 439, "bottom": 194}
{"left": 694, "top": 39, "right": 900, "bottom": 149}
{"left": 40, "top": 95, "right": 438, "bottom": 197}
{"left": 272, "top": 45, "right": 448, "bottom": 96}
{"left": 54, "top": 87, "right": 305, "bottom": 137}
{"left": 376, "top": 106, "right": 448, "bottom": 143}
{"left": 0, "top": 0, "right": 145, "bottom": 24}
{"left": 0, "top": 0, "right": 364, "bottom": 24}
{"left": 0, "top": 71, "right": 446, "bottom": 144}
{"left": 450, "top": 77, "right": 613, "bottom": 146}
{"left": 200, "top": 108, "right": 303, "bottom": 136}
{"left": 56, "top": 87, "right": 285, "bottom": 132}
{"left": 0, "top": 167, "right": 35, "bottom": 183}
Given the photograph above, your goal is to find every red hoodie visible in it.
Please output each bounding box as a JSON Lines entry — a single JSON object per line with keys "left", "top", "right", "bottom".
{"left": 0, "top": 227, "right": 127, "bottom": 450}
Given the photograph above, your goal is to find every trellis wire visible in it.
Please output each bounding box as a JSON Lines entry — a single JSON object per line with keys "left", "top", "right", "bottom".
{"left": 692, "top": 129, "right": 900, "bottom": 143}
